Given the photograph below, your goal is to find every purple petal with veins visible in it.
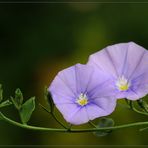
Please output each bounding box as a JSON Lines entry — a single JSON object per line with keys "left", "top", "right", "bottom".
{"left": 87, "top": 42, "right": 148, "bottom": 100}
{"left": 49, "top": 64, "right": 116, "bottom": 125}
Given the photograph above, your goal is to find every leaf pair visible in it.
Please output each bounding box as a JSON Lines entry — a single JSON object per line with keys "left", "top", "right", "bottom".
{"left": 11, "top": 88, "right": 35, "bottom": 124}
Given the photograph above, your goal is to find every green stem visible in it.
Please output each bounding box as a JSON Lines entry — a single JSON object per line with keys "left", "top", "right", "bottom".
{"left": 89, "top": 121, "right": 97, "bottom": 128}
{"left": 1, "top": 112, "right": 148, "bottom": 133}
{"left": 68, "top": 124, "right": 72, "bottom": 130}
{"left": 1, "top": 112, "right": 66, "bottom": 132}
{"left": 51, "top": 105, "right": 67, "bottom": 129}
{"left": 131, "top": 106, "right": 148, "bottom": 116}
{"left": 39, "top": 103, "right": 51, "bottom": 114}
{"left": 39, "top": 103, "right": 67, "bottom": 129}
{"left": 51, "top": 112, "right": 67, "bottom": 129}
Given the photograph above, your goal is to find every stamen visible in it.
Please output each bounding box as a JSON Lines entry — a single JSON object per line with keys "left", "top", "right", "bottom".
{"left": 76, "top": 93, "right": 88, "bottom": 106}
{"left": 116, "top": 75, "right": 130, "bottom": 91}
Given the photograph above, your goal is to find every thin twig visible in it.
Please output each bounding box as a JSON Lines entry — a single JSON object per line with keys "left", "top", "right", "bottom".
{"left": 89, "top": 121, "right": 97, "bottom": 128}
{"left": 51, "top": 112, "right": 67, "bottom": 129}
{"left": 39, "top": 103, "right": 67, "bottom": 129}
{"left": 2, "top": 111, "right": 148, "bottom": 133}
{"left": 39, "top": 103, "right": 51, "bottom": 114}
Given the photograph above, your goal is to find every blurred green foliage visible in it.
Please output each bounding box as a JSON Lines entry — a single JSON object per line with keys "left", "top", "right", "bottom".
{"left": 0, "top": 2, "right": 148, "bottom": 146}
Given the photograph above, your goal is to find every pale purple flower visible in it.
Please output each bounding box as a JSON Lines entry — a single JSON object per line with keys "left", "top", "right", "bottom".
{"left": 87, "top": 42, "right": 148, "bottom": 100}
{"left": 49, "top": 64, "right": 116, "bottom": 125}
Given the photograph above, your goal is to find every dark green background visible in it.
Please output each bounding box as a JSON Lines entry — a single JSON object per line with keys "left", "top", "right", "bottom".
{"left": 0, "top": 1, "right": 148, "bottom": 146}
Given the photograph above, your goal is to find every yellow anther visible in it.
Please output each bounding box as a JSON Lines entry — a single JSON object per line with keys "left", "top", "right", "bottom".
{"left": 118, "top": 84, "right": 129, "bottom": 91}
{"left": 116, "top": 75, "right": 130, "bottom": 91}
{"left": 76, "top": 93, "right": 88, "bottom": 106}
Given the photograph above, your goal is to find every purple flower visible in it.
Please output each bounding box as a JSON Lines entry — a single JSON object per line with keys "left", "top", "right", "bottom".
{"left": 49, "top": 64, "right": 116, "bottom": 125}
{"left": 87, "top": 42, "right": 148, "bottom": 100}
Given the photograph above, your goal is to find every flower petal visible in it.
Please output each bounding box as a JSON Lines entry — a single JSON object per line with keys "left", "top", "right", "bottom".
{"left": 87, "top": 42, "right": 130, "bottom": 78}
{"left": 114, "top": 90, "right": 137, "bottom": 100}
{"left": 87, "top": 42, "right": 148, "bottom": 100}
{"left": 55, "top": 103, "right": 81, "bottom": 123}
{"left": 85, "top": 67, "right": 112, "bottom": 95}
{"left": 50, "top": 92, "right": 75, "bottom": 104}
{"left": 86, "top": 97, "right": 116, "bottom": 120}
{"left": 57, "top": 103, "right": 90, "bottom": 125}
{"left": 49, "top": 66, "right": 78, "bottom": 103}
{"left": 74, "top": 64, "right": 95, "bottom": 94}
{"left": 67, "top": 107, "right": 89, "bottom": 125}
{"left": 128, "top": 73, "right": 148, "bottom": 100}
{"left": 49, "top": 63, "right": 117, "bottom": 125}
{"left": 87, "top": 42, "right": 148, "bottom": 80}
{"left": 129, "top": 51, "right": 148, "bottom": 80}
{"left": 122, "top": 42, "right": 147, "bottom": 79}
{"left": 88, "top": 79, "right": 116, "bottom": 99}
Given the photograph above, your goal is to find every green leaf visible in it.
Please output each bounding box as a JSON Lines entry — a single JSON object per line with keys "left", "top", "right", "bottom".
{"left": 44, "top": 86, "right": 54, "bottom": 113}
{"left": 0, "top": 100, "right": 12, "bottom": 108}
{"left": 0, "top": 84, "right": 3, "bottom": 102}
{"left": 19, "top": 97, "right": 35, "bottom": 124}
{"left": 94, "top": 118, "right": 115, "bottom": 137}
{"left": 11, "top": 88, "right": 23, "bottom": 110}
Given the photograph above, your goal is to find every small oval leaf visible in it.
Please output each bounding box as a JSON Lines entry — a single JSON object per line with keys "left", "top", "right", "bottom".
{"left": 20, "top": 97, "right": 35, "bottom": 124}
{"left": 94, "top": 118, "right": 114, "bottom": 137}
{"left": 11, "top": 88, "right": 23, "bottom": 110}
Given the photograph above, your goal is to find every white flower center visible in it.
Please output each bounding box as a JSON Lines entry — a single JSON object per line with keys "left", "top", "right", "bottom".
{"left": 76, "top": 93, "right": 88, "bottom": 106}
{"left": 116, "top": 75, "right": 130, "bottom": 91}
